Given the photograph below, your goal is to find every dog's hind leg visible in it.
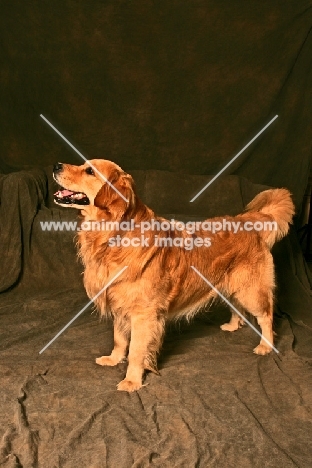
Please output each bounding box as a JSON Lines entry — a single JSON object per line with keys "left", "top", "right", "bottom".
{"left": 234, "top": 286, "right": 274, "bottom": 355}
{"left": 96, "top": 315, "right": 130, "bottom": 367}
{"left": 220, "top": 299, "right": 245, "bottom": 332}
{"left": 117, "top": 312, "right": 165, "bottom": 392}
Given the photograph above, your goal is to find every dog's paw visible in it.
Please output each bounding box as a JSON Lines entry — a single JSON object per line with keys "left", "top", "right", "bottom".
{"left": 220, "top": 323, "right": 238, "bottom": 332}
{"left": 96, "top": 355, "right": 120, "bottom": 366}
{"left": 117, "top": 379, "right": 143, "bottom": 392}
{"left": 253, "top": 344, "right": 272, "bottom": 355}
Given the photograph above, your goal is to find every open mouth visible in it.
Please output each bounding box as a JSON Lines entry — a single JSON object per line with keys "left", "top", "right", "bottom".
{"left": 54, "top": 187, "right": 90, "bottom": 205}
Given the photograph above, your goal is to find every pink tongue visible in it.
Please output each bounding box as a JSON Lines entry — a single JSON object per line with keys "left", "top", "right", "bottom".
{"left": 61, "top": 190, "right": 74, "bottom": 196}
{"left": 54, "top": 189, "right": 75, "bottom": 197}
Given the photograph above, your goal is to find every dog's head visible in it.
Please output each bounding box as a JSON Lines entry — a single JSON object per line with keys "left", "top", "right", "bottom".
{"left": 53, "top": 159, "right": 136, "bottom": 220}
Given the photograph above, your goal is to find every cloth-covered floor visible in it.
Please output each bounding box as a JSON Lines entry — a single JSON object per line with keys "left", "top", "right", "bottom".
{"left": 1, "top": 289, "right": 312, "bottom": 468}
{"left": 0, "top": 168, "right": 312, "bottom": 467}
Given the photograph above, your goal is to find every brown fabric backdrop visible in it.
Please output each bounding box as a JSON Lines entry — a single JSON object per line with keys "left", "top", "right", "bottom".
{"left": 1, "top": 1, "right": 311, "bottom": 206}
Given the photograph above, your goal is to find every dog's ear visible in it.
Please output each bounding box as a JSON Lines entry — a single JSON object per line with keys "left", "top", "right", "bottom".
{"left": 94, "top": 172, "right": 135, "bottom": 220}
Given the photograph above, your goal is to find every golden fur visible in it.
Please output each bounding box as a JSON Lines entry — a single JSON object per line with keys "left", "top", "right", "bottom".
{"left": 53, "top": 159, "right": 295, "bottom": 392}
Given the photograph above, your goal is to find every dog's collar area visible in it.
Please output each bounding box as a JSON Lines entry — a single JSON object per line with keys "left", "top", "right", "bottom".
{"left": 54, "top": 187, "right": 90, "bottom": 205}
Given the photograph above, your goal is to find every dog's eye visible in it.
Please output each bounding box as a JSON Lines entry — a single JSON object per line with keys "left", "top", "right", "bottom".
{"left": 85, "top": 167, "right": 94, "bottom": 175}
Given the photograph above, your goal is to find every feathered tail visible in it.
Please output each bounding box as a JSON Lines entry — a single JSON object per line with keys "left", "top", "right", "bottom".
{"left": 244, "top": 188, "right": 295, "bottom": 248}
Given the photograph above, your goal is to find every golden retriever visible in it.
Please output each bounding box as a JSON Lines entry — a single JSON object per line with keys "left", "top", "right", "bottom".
{"left": 53, "top": 159, "right": 295, "bottom": 392}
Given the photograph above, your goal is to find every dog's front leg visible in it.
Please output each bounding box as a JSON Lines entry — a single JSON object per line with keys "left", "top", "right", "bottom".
{"left": 96, "top": 316, "right": 129, "bottom": 367}
{"left": 117, "top": 313, "right": 164, "bottom": 392}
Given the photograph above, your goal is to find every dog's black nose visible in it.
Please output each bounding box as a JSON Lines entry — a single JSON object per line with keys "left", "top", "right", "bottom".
{"left": 53, "top": 162, "right": 63, "bottom": 173}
